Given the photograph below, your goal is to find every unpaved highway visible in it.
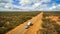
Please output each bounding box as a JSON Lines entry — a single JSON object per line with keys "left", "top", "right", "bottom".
{"left": 6, "top": 12, "right": 43, "bottom": 34}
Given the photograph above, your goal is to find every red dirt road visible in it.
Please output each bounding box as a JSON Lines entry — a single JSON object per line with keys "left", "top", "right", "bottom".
{"left": 6, "top": 12, "right": 43, "bottom": 34}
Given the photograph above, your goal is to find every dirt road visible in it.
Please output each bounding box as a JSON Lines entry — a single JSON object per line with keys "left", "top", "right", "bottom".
{"left": 6, "top": 12, "right": 43, "bottom": 34}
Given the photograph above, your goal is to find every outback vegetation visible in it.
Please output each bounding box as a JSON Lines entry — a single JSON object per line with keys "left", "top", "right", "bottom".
{"left": 38, "top": 12, "right": 60, "bottom": 34}
{"left": 0, "top": 12, "right": 40, "bottom": 34}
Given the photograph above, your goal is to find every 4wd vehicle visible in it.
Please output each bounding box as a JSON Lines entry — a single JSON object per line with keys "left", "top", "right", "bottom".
{"left": 25, "top": 22, "right": 33, "bottom": 29}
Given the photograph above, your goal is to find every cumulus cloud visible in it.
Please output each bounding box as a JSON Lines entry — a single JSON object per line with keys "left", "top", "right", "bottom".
{"left": 41, "top": 0, "right": 51, "bottom": 2}
{"left": 0, "top": 0, "right": 12, "bottom": 3}
{"left": 49, "top": 6, "right": 56, "bottom": 10}
{"left": 20, "top": 0, "right": 32, "bottom": 6}
{"left": 0, "top": 0, "right": 60, "bottom": 11}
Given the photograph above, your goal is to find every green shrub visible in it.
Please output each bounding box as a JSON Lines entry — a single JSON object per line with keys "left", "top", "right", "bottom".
{"left": 42, "top": 18, "right": 51, "bottom": 23}
{"left": 0, "top": 12, "right": 40, "bottom": 34}
{"left": 37, "top": 29, "right": 58, "bottom": 34}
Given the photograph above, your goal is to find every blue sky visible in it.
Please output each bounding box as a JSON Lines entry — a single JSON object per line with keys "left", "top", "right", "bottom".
{"left": 0, "top": 0, "right": 60, "bottom": 11}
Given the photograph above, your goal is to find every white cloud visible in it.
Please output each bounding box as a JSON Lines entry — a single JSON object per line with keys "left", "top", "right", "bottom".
{"left": 49, "top": 6, "right": 56, "bottom": 10}
{"left": 0, "top": 0, "right": 12, "bottom": 3}
{"left": 41, "top": 0, "right": 51, "bottom": 2}
{"left": 20, "top": 0, "right": 32, "bottom": 6}
{"left": 48, "top": 4, "right": 60, "bottom": 11}
{"left": 5, "top": 0, "right": 12, "bottom": 2}
{"left": 0, "top": 0, "right": 60, "bottom": 11}
{"left": 32, "top": 3, "right": 41, "bottom": 9}
{"left": 4, "top": 3, "right": 13, "bottom": 9}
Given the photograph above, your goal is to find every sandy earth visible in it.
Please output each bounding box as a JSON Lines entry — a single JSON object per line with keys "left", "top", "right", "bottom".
{"left": 46, "top": 16, "right": 60, "bottom": 25}
{"left": 6, "top": 12, "right": 43, "bottom": 34}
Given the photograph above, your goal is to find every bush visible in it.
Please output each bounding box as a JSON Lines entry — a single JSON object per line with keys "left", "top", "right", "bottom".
{"left": 41, "top": 17, "right": 58, "bottom": 34}
{"left": 37, "top": 29, "right": 58, "bottom": 34}
{"left": 0, "top": 12, "right": 40, "bottom": 34}
{"left": 42, "top": 18, "right": 51, "bottom": 23}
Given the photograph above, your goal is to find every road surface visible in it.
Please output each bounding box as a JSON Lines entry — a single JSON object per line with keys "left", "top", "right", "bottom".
{"left": 6, "top": 12, "right": 43, "bottom": 34}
